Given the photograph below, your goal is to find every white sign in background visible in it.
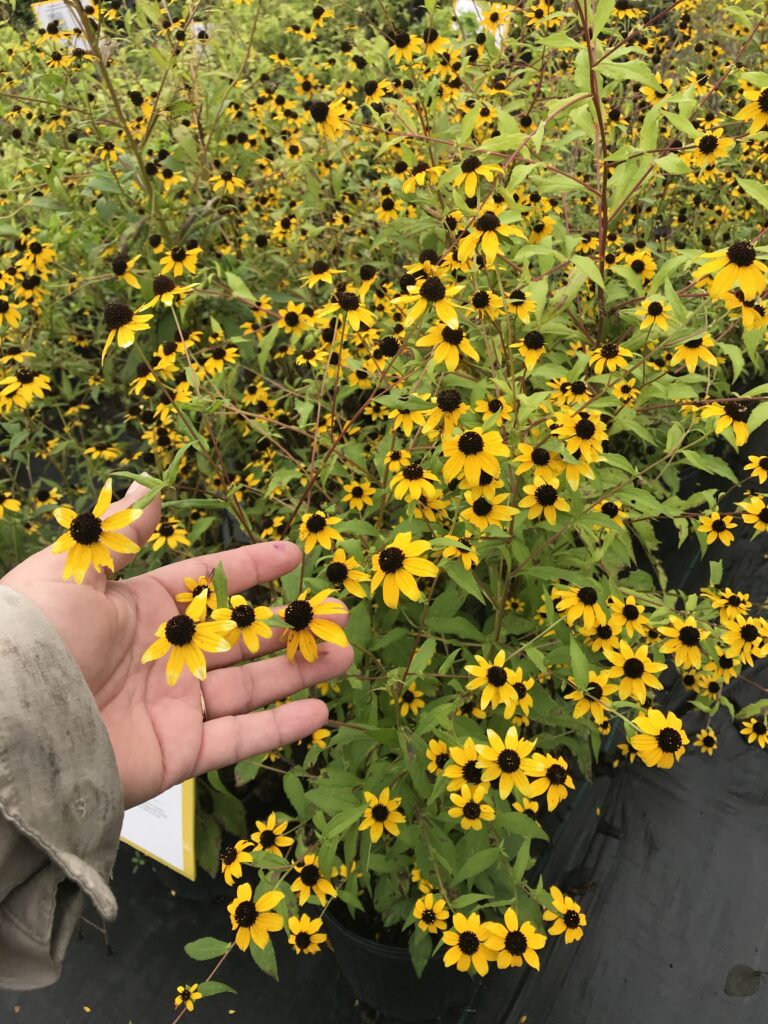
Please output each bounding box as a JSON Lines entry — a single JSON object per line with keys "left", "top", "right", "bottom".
{"left": 121, "top": 779, "right": 196, "bottom": 880}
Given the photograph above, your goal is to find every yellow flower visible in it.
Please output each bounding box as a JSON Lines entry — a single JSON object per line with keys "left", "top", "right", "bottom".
{"left": 693, "top": 241, "right": 767, "bottom": 301}
{"left": 298, "top": 510, "right": 343, "bottom": 553}
{"left": 220, "top": 839, "right": 253, "bottom": 885}
{"left": 394, "top": 275, "right": 464, "bottom": 329}
{"left": 542, "top": 886, "right": 587, "bottom": 943}
{"left": 442, "top": 428, "right": 509, "bottom": 487}
{"left": 693, "top": 726, "right": 718, "bottom": 756}
{"left": 636, "top": 297, "right": 671, "bottom": 331}
{"left": 211, "top": 595, "right": 273, "bottom": 654}
{"left": 698, "top": 511, "right": 736, "bottom": 547}
{"left": 526, "top": 753, "right": 575, "bottom": 811}
{"left": 159, "top": 244, "right": 202, "bottom": 277}
{"left": 342, "top": 480, "right": 376, "bottom": 511}
{"left": 688, "top": 127, "right": 734, "bottom": 167}
{"left": 456, "top": 210, "right": 523, "bottom": 265}
{"left": 484, "top": 908, "right": 546, "bottom": 970}
{"left": 210, "top": 169, "right": 246, "bottom": 192}
{"left": 0, "top": 295, "right": 23, "bottom": 327}
{"left": 290, "top": 854, "right": 337, "bottom": 906}
{"left": 477, "top": 726, "right": 537, "bottom": 800}
{"left": 442, "top": 912, "right": 493, "bottom": 975}
{"left": 359, "top": 787, "right": 406, "bottom": 842}
{"left": 251, "top": 812, "right": 295, "bottom": 855}
{"left": 141, "top": 591, "right": 236, "bottom": 686}
{"left": 399, "top": 682, "right": 425, "bottom": 716}
{"left": 101, "top": 301, "right": 153, "bottom": 361}
{"left": 519, "top": 476, "right": 570, "bottom": 525}
{"left": 734, "top": 84, "right": 768, "bottom": 135}
{"left": 278, "top": 588, "right": 348, "bottom": 663}
{"left": 453, "top": 155, "right": 502, "bottom": 198}
{"left": 658, "top": 614, "right": 710, "bottom": 669}
{"left": 670, "top": 333, "right": 718, "bottom": 373}
{"left": 288, "top": 913, "right": 328, "bottom": 955}
{"left": 603, "top": 640, "right": 665, "bottom": 703}
{"left": 174, "top": 983, "right": 203, "bottom": 1011}
{"left": 739, "top": 717, "right": 768, "bottom": 749}
{"left": 564, "top": 672, "right": 617, "bottom": 725}
{"left": 51, "top": 478, "right": 143, "bottom": 584}
{"left": 227, "top": 883, "right": 284, "bottom": 951}
{"left": 0, "top": 366, "right": 52, "bottom": 408}
{"left": 370, "top": 532, "right": 438, "bottom": 608}
{"left": 416, "top": 322, "right": 480, "bottom": 371}
{"left": 448, "top": 783, "right": 495, "bottom": 830}
{"left": 308, "top": 97, "right": 349, "bottom": 138}
{"left": 699, "top": 401, "right": 751, "bottom": 447}
{"left": 630, "top": 709, "right": 689, "bottom": 768}
{"left": 148, "top": 515, "right": 191, "bottom": 551}
{"left": 413, "top": 892, "right": 449, "bottom": 933}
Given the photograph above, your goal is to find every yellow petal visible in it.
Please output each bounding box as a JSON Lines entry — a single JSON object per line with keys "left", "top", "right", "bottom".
{"left": 93, "top": 479, "right": 113, "bottom": 518}
{"left": 101, "top": 507, "right": 143, "bottom": 531}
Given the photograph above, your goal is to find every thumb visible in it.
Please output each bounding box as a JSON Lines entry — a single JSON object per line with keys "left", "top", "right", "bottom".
{"left": 104, "top": 478, "right": 163, "bottom": 574}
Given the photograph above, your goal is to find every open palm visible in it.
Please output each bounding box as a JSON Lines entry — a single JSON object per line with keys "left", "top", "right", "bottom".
{"left": 1, "top": 482, "right": 352, "bottom": 808}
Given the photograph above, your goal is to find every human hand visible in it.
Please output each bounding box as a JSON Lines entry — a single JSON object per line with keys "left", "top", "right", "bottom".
{"left": 1, "top": 482, "right": 352, "bottom": 808}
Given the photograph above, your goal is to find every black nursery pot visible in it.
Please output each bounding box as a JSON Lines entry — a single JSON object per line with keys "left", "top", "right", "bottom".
{"left": 325, "top": 911, "right": 474, "bottom": 1022}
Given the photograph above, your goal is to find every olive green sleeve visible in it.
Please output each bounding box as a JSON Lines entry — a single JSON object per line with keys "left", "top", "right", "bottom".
{"left": 0, "top": 585, "right": 124, "bottom": 990}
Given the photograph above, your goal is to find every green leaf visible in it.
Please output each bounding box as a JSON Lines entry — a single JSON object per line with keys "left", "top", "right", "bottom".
{"left": 736, "top": 175, "right": 768, "bottom": 212}
{"left": 496, "top": 810, "right": 547, "bottom": 841}
{"left": 680, "top": 450, "right": 738, "bottom": 485}
{"left": 244, "top": 850, "right": 288, "bottom": 872}
{"left": 452, "top": 847, "right": 501, "bottom": 886}
{"left": 408, "top": 927, "right": 434, "bottom": 979}
{"left": 592, "top": 0, "right": 616, "bottom": 35}
{"left": 249, "top": 939, "right": 279, "bottom": 981}
{"left": 210, "top": 788, "right": 246, "bottom": 837}
{"left": 197, "top": 981, "right": 237, "bottom": 997}
{"left": 324, "top": 805, "right": 363, "bottom": 839}
{"left": 571, "top": 254, "right": 604, "bottom": 289}
{"left": 409, "top": 637, "right": 437, "bottom": 676}
{"left": 163, "top": 441, "right": 193, "bottom": 486}
{"left": 442, "top": 559, "right": 485, "bottom": 602}
{"left": 184, "top": 937, "right": 231, "bottom": 961}
{"left": 747, "top": 399, "right": 768, "bottom": 434}
{"left": 234, "top": 755, "right": 262, "bottom": 786}
{"left": 569, "top": 636, "right": 589, "bottom": 687}
{"left": 655, "top": 152, "right": 692, "bottom": 175}
{"left": 600, "top": 58, "right": 665, "bottom": 92}
{"left": 212, "top": 560, "right": 229, "bottom": 606}
{"left": 225, "top": 271, "right": 257, "bottom": 303}
{"left": 735, "top": 699, "right": 768, "bottom": 720}
{"left": 457, "top": 105, "right": 480, "bottom": 144}
{"left": 427, "top": 616, "right": 485, "bottom": 642}
{"left": 195, "top": 812, "right": 221, "bottom": 878}
{"left": 306, "top": 788, "right": 356, "bottom": 813}
{"left": 720, "top": 343, "right": 745, "bottom": 382}
{"left": 284, "top": 774, "right": 308, "bottom": 817}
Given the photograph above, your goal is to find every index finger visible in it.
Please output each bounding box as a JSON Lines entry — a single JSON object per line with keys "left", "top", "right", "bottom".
{"left": 145, "top": 540, "right": 302, "bottom": 597}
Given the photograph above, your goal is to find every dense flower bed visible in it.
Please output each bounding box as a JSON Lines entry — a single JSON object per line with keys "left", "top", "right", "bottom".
{"left": 1, "top": 0, "right": 768, "bottom": 1011}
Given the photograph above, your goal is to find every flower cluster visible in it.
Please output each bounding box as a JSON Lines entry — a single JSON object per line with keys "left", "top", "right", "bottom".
{"left": 1, "top": 0, "right": 767, "bottom": 997}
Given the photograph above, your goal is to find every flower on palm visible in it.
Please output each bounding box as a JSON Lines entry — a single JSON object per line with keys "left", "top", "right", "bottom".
{"left": 278, "top": 588, "right": 348, "bottom": 663}
{"left": 141, "top": 590, "right": 236, "bottom": 686}
{"left": 211, "top": 595, "right": 273, "bottom": 654}
{"left": 52, "top": 478, "right": 143, "bottom": 584}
